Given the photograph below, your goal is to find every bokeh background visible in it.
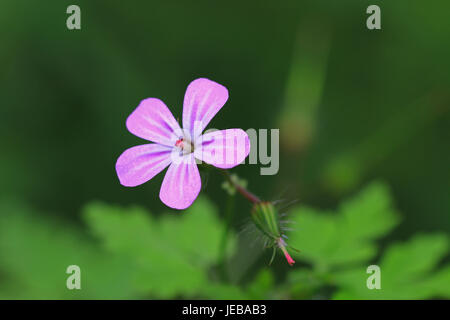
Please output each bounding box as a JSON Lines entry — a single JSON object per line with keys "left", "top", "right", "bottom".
{"left": 0, "top": 0, "right": 448, "bottom": 299}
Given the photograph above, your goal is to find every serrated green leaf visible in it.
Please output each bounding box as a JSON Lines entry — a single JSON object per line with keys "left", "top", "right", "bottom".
{"left": 338, "top": 182, "right": 400, "bottom": 242}
{"left": 380, "top": 233, "right": 448, "bottom": 283}
{"left": 198, "top": 269, "right": 275, "bottom": 300}
{"left": 159, "top": 198, "right": 235, "bottom": 266}
{"left": 288, "top": 207, "right": 337, "bottom": 268}
{"left": 197, "top": 283, "right": 248, "bottom": 299}
{"left": 289, "top": 181, "right": 399, "bottom": 269}
{"left": 83, "top": 196, "right": 236, "bottom": 298}
{"left": 0, "top": 199, "right": 136, "bottom": 299}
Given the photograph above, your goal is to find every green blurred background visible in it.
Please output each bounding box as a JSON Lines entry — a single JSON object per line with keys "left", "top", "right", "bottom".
{"left": 0, "top": 0, "right": 448, "bottom": 299}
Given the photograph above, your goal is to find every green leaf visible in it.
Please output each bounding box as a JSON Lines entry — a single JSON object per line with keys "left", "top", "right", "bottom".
{"left": 285, "top": 269, "right": 325, "bottom": 299}
{"left": 424, "top": 265, "right": 450, "bottom": 297}
{"left": 159, "top": 197, "right": 235, "bottom": 266}
{"left": 245, "top": 269, "right": 274, "bottom": 299}
{"left": 289, "top": 181, "right": 399, "bottom": 269}
{"left": 333, "top": 233, "right": 450, "bottom": 299}
{"left": 338, "top": 182, "right": 400, "bottom": 241}
{"left": 83, "top": 196, "right": 236, "bottom": 298}
{"left": 0, "top": 197, "right": 238, "bottom": 299}
{"left": 0, "top": 198, "right": 136, "bottom": 299}
{"left": 380, "top": 233, "right": 448, "bottom": 283}
{"left": 287, "top": 207, "right": 338, "bottom": 268}
{"left": 198, "top": 269, "right": 275, "bottom": 300}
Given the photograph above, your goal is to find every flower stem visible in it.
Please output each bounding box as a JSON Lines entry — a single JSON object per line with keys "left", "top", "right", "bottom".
{"left": 217, "top": 169, "right": 296, "bottom": 267}
{"left": 220, "top": 170, "right": 261, "bottom": 204}
{"left": 218, "top": 193, "right": 235, "bottom": 280}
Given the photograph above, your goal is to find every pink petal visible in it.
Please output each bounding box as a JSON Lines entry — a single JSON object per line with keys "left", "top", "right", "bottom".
{"left": 182, "top": 78, "right": 229, "bottom": 138}
{"left": 126, "top": 98, "right": 182, "bottom": 147}
{"left": 116, "top": 144, "right": 173, "bottom": 187}
{"left": 159, "top": 154, "right": 201, "bottom": 210}
{"left": 194, "top": 129, "right": 250, "bottom": 169}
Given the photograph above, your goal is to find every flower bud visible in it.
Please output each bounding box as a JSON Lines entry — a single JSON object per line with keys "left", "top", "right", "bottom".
{"left": 251, "top": 201, "right": 296, "bottom": 266}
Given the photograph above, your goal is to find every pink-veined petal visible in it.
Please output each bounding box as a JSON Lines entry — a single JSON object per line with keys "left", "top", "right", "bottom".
{"left": 182, "top": 78, "right": 229, "bottom": 138}
{"left": 126, "top": 98, "right": 182, "bottom": 146}
{"left": 116, "top": 144, "right": 173, "bottom": 187}
{"left": 159, "top": 154, "right": 201, "bottom": 210}
{"left": 194, "top": 129, "right": 250, "bottom": 169}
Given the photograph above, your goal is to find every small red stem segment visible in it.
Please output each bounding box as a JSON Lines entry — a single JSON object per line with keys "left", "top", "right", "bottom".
{"left": 219, "top": 169, "right": 296, "bottom": 267}
{"left": 221, "top": 170, "right": 260, "bottom": 204}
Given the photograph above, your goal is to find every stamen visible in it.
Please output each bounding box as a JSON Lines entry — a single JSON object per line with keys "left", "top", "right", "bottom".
{"left": 174, "top": 137, "right": 194, "bottom": 155}
{"left": 175, "top": 138, "right": 184, "bottom": 148}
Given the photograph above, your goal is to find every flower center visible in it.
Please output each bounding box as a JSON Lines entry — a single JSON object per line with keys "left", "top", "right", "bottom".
{"left": 175, "top": 137, "right": 194, "bottom": 155}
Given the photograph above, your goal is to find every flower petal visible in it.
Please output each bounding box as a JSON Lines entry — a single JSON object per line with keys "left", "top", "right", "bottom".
{"left": 126, "top": 98, "right": 182, "bottom": 146}
{"left": 194, "top": 129, "right": 250, "bottom": 169}
{"left": 159, "top": 154, "right": 201, "bottom": 210}
{"left": 182, "top": 78, "right": 229, "bottom": 138}
{"left": 116, "top": 144, "right": 173, "bottom": 187}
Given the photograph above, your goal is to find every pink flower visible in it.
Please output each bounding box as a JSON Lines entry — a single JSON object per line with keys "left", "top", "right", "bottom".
{"left": 116, "top": 78, "right": 250, "bottom": 209}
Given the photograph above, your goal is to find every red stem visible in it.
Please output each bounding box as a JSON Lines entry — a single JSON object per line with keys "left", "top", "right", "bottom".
{"left": 221, "top": 170, "right": 260, "bottom": 204}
